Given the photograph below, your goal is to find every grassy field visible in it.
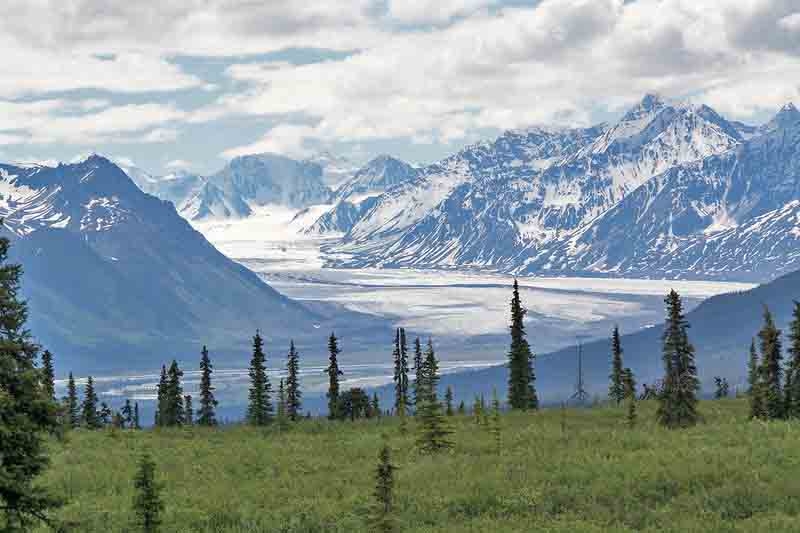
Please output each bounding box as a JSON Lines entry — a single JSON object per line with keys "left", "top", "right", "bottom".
{"left": 31, "top": 399, "right": 800, "bottom": 532}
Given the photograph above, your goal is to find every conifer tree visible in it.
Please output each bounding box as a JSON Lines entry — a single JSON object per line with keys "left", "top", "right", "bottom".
{"left": 416, "top": 339, "right": 452, "bottom": 453}
{"left": 133, "top": 453, "right": 163, "bottom": 533}
{"left": 183, "top": 395, "right": 193, "bottom": 426}
{"left": 490, "top": 388, "right": 501, "bottom": 453}
{"left": 713, "top": 377, "right": 730, "bottom": 399}
{"left": 507, "top": 280, "right": 537, "bottom": 410}
{"left": 247, "top": 331, "right": 273, "bottom": 426}
{"left": 626, "top": 394, "right": 637, "bottom": 429}
{"left": 473, "top": 395, "right": 483, "bottom": 425}
{"left": 457, "top": 401, "right": 466, "bottom": 415}
{"left": 66, "top": 372, "right": 79, "bottom": 429}
{"left": 747, "top": 339, "right": 764, "bottom": 419}
{"left": 370, "top": 443, "right": 397, "bottom": 533}
{"left": 99, "top": 402, "right": 112, "bottom": 427}
{"left": 325, "top": 332, "right": 343, "bottom": 420}
{"left": 656, "top": 290, "right": 700, "bottom": 429}
{"left": 444, "top": 386, "right": 454, "bottom": 416}
{"left": 392, "top": 329, "right": 409, "bottom": 417}
{"left": 286, "top": 340, "right": 302, "bottom": 421}
{"left": 163, "top": 360, "right": 185, "bottom": 427}
{"left": 785, "top": 302, "right": 800, "bottom": 418}
{"left": 276, "top": 379, "right": 288, "bottom": 430}
{"left": 155, "top": 365, "right": 167, "bottom": 427}
{"left": 82, "top": 376, "right": 100, "bottom": 429}
{"left": 197, "top": 346, "right": 218, "bottom": 427}
{"left": 412, "top": 337, "right": 423, "bottom": 409}
{"left": 121, "top": 399, "right": 134, "bottom": 429}
{"left": 372, "top": 393, "right": 381, "bottom": 419}
{"left": 0, "top": 234, "right": 60, "bottom": 530}
{"left": 758, "top": 306, "right": 784, "bottom": 420}
{"left": 40, "top": 349, "right": 55, "bottom": 401}
{"left": 133, "top": 402, "right": 141, "bottom": 430}
{"left": 622, "top": 367, "right": 636, "bottom": 400}
{"left": 609, "top": 326, "right": 625, "bottom": 405}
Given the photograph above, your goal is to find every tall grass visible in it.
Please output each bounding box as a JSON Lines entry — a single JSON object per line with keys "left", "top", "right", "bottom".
{"left": 30, "top": 399, "right": 800, "bottom": 532}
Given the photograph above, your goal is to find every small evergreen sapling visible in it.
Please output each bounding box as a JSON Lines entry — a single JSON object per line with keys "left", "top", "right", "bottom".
{"left": 286, "top": 340, "right": 302, "bottom": 422}
{"left": 82, "top": 376, "right": 100, "bottom": 429}
{"left": 444, "top": 386, "right": 454, "bottom": 416}
{"left": 247, "top": 331, "right": 273, "bottom": 426}
{"left": 133, "top": 453, "right": 163, "bottom": 533}
{"left": 66, "top": 372, "right": 79, "bottom": 429}
{"left": 609, "top": 326, "right": 625, "bottom": 405}
{"left": 371, "top": 442, "right": 397, "bottom": 533}
{"left": 197, "top": 346, "right": 218, "bottom": 427}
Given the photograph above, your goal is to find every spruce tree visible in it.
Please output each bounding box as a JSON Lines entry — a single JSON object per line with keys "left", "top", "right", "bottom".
{"left": 133, "top": 402, "right": 141, "bottom": 430}
{"left": 416, "top": 339, "right": 452, "bottom": 453}
{"left": 609, "top": 326, "right": 625, "bottom": 405}
{"left": 0, "top": 235, "right": 60, "bottom": 530}
{"left": 747, "top": 339, "right": 764, "bottom": 419}
{"left": 656, "top": 290, "right": 699, "bottom": 429}
{"left": 276, "top": 379, "right": 288, "bottom": 430}
{"left": 325, "top": 332, "right": 343, "bottom": 420}
{"left": 758, "top": 306, "right": 784, "bottom": 420}
{"left": 163, "top": 360, "right": 185, "bottom": 427}
{"left": 412, "top": 337, "right": 423, "bottom": 409}
{"left": 392, "top": 329, "right": 409, "bottom": 417}
{"left": 82, "top": 376, "right": 100, "bottom": 429}
{"left": 197, "top": 346, "right": 218, "bottom": 427}
{"left": 247, "top": 331, "right": 273, "bottom": 426}
{"left": 370, "top": 443, "right": 397, "bottom": 533}
{"left": 626, "top": 394, "right": 637, "bottom": 429}
{"left": 473, "top": 395, "right": 483, "bottom": 425}
{"left": 155, "top": 365, "right": 168, "bottom": 427}
{"left": 121, "top": 399, "right": 134, "bottom": 429}
{"left": 66, "top": 372, "right": 79, "bottom": 429}
{"left": 133, "top": 453, "right": 163, "bottom": 533}
{"left": 457, "top": 401, "right": 466, "bottom": 415}
{"left": 785, "top": 302, "right": 800, "bottom": 418}
{"left": 713, "top": 377, "right": 730, "bottom": 399}
{"left": 507, "top": 279, "right": 537, "bottom": 410}
{"left": 490, "top": 388, "right": 501, "bottom": 454}
{"left": 622, "top": 367, "right": 636, "bottom": 400}
{"left": 444, "top": 386, "right": 454, "bottom": 416}
{"left": 183, "top": 395, "right": 193, "bottom": 426}
{"left": 372, "top": 393, "right": 381, "bottom": 419}
{"left": 40, "top": 349, "right": 55, "bottom": 401}
{"left": 99, "top": 402, "right": 112, "bottom": 427}
{"left": 286, "top": 340, "right": 302, "bottom": 421}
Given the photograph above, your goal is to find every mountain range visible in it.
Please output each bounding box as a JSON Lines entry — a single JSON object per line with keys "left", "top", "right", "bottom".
{"left": 307, "top": 96, "right": 800, "bottom": 282}
{"left": 0, "top": 155, "right": 383, "bottom": 374}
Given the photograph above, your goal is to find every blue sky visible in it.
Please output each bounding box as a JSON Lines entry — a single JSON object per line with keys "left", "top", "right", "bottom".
{"left": 1, "top": 0, "right": 798, "bottom": 176}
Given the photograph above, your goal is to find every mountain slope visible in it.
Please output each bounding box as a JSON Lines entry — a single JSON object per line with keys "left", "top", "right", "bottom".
{"left": 441, "top": 267, "right": 800, "bottom": 403}
{"left": 0, "top": 156, "right": 347, "bottom": 374}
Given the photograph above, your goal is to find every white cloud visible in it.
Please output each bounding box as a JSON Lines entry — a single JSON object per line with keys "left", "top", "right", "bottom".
{"left": 165, "top": 159, "right": 193, "bottom": 170}
{"left": 387, "top": 0, "right": 498, "bottom": 24}
{"left": 222, "top": 124, "right": 318, "bottom": 159}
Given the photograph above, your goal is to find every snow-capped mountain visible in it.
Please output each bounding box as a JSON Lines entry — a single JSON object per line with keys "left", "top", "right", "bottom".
{"left": 326, "top": 94, "right": 755, "bottom": 274}
{"left": 0, "top": 155, "right": 340, "bottom": 373}
{"left": 304, "top": 151, "right": 360, "bottom": 188}
{"left": 306, "top": 155, "right": 418, "bottom": 234}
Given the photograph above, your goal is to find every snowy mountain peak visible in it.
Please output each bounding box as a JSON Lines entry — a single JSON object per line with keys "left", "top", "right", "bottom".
{"left": 621, "top": 93, "right": 667, "bottom": 121}
{"left": 767, "top": 102, "right": 800, "bottom": 131}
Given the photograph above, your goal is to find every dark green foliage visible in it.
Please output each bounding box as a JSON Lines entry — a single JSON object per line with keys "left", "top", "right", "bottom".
{"left": 713, "top": 377, "right": 730, "bottom": 400}
{"left": 444, "top": 386, "right": 454, "bottom": 416}
{"left": 371, "top": 393, "right": 381, "bottom": 419}
{"left": 393, "top": 328, "right": 409, "bottom": 417}
{"left": 325, "top": 332, "right": 343, "bottom": 420}
{"left": 747, "top": 339, "right": 764, "bottom": 419}
{"left": 472, "top": 396, "right": 483, "bottom": 425}
{"left": 155, "top": 365, "right": 167, "bottom": 427}
{"left": 247, "top": 331, "right": 273, "bottom": 426}
{"left": 622, "top": 367, "right": 636, "bottom": 400}
{"left": 626, "top": 394, "right": 637, "bottom": 429}
{"left": 183, "top": 395, "right": 193, "bottom": 426}
{"left": 133, "top": 402, "right": 141, "bottom": 430}
{"left": 609, "top": 326, "right": 625, "bottom": 405}
{"left": 457, "top": 401, "right": 465, "bottom": 415}
{"left": 197, "top": 346, "right": 218, "bottom": 427}
{"left": 0, "top": 234, "right": 60, "bottom": 530}
{"left": 412, "top": 337, "right": 423, "bottom": 410}
{"left": 66, "top": 372, "right": 79, "bottom": 429}
{"left": 340, "top": 388, "right": 371, "bottom": 421}
{"left": 99, "top": 402, "right": 112, "bottom": 427}
{"left": 656, "top": 290, "right": 700, "bottom": 429}
{"left": 40, "top": 349, "right": 55, "bottom": 401}
{"left": 507, "top": 279, "right": 537, "bottom": 410}
{"left": 160, "top": 360, "right": 185, "bottom": 427}
{"left": 758, "top": 307, "right": 783, "bottom": 420}
{"left": 82, "top": 376, "right": 100, "bottom": 429}
{"left": 370, "top": 443, "right": 397, "bottom": 533}
{"left": 121, "top": 399, "right": 134, "bottom": 429}
{"left": 416, "top": 339, "right": 452, "bottom": 453}
{"left": 785, "top": 302, "right": 800, "bottom": 418}
{"left": 489, "top": 389, "right": 501, "bottom": 453}
{"left": 285, "top": 340, "right": 302, "bottom": 422}
{"left": 133, "top": 453, "right": 163, "bottom": 533}
{"left": 276, "top": 379, "right": 288, "bottom": 430}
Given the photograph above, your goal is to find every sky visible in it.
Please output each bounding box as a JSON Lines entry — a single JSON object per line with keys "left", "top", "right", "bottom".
{"left": 1, "top": 0, "right": 799, "bottom": 176}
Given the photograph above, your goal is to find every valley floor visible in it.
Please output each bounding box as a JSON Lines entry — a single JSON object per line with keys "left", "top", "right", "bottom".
{"left": 34, "top": 399, "right": 800, "bottom": 532}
